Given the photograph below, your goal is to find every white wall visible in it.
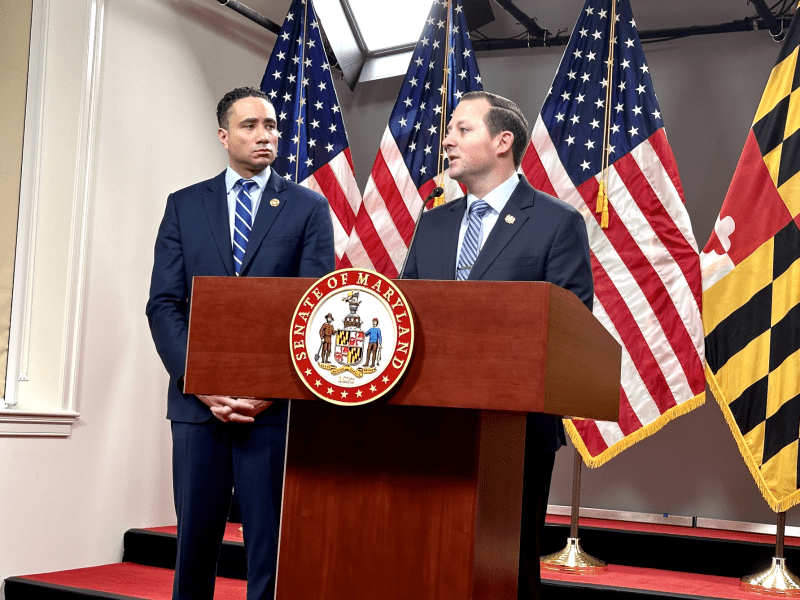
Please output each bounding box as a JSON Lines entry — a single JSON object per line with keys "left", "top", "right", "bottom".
{"left": 0, "top": 0, "right": 793, "bottom": 594}
{"left": 0, "top": 0, "right": 274, "bottom": 592}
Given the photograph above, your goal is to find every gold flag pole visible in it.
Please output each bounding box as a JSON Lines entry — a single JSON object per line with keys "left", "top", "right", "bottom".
{"left": 293, "top": 0, "right": 310, "bottom": 182}
{"left": 432, "top": 0, "right": 452, "bottom": 208}
{"left": 542, "top": 0, "right": 618, "bottom": 573}
{"left": 740, "top": 511, "right": 800, "bottom": 595}
{"left": 541, "top": 447, "right": 606, "bottom": 573}
{"left": 595, "top": 0, "right": 617, "bottom": 230}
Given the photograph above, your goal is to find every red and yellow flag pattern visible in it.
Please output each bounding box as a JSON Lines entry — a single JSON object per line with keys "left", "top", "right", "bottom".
{"left": 702, "top": 9, "right": 800, "bottom": 513}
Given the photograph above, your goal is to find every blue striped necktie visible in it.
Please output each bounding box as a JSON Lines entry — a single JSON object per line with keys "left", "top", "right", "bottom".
{"left": 456, "top": 199, "right": 491, "bottom": 280}
{"left": 233, "top": 179, "right": 257, "bottom": 275}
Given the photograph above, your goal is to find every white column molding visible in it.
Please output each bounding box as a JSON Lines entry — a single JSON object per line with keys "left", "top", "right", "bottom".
{"left": 60, "top": 0, "right": 105, "bottom": 415}
{"left": 2, "top": 0, "right": 105, "bottom": 435}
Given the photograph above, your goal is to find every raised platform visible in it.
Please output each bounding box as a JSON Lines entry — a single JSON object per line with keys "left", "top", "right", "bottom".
{"left": 542, "top": 514, "right": 800, "bottom": 578}
{"left": 5, "top": 517, "right": 799, "bottom": 599}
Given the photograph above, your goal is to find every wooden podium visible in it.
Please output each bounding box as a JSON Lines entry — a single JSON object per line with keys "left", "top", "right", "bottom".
{"left": 185, "top": 277, "right": 620, "bottom": 600}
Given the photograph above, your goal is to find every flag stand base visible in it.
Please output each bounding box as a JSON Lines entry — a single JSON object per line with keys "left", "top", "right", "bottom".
{"left": 540, "top": 537, "right": 607, "bottom": 574}
{"left": 540, "top": 448, "right": 608, "bottom": 574}
{"left": 740, "top": 558, "right": 800, "bottom": 596}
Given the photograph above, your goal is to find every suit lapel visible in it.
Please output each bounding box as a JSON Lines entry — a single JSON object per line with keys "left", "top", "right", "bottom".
{"left": 203, "top": 171, "right": 236, "bottom": 276}
{"left": 440, "top": 197, "right": 467, "bottom": 280}
{"left": 240, "top": 169, "right": 288, "bottom": 273}
{"left": 468, "top": 178, "right": 532, "bottom": 280}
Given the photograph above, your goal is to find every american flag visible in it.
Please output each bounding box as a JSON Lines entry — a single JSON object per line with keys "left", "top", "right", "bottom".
{"left": 345, "top": 0, "right": 482, "bottom": 277}
{"left": 260, "top": 0, "right": 361, "bottom": 268}
{"left": 521, "top": 0, "right": 706, "bottom": 467}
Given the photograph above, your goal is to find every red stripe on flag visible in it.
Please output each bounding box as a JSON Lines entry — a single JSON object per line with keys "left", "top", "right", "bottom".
{"left": 372, "top": 152, "right": 416, "bottom": 245}
{"left": 521, "top": 143, "right": 558, "bottom": 197}
{"left": 616, "top": 387, "right": 644, "bottom": 436}
{"left": 577, "top": 176, "right": 704, "bottom": 396}
{"left": 352, "top": 198, "right": 396, "bottom": 278}
{"left": 648, "top": 129, "right": 686, "bottom": 204}
{"left": 343, "top": 148, "right": 356, "bottom": 171}
{"left": 613, "top": 150, "right": 703, "bottom": 323}
{"left": 571, "top": 419, "right": 609, "bottom": 457}
{"left": 419, "top": 179, "right": 437, "bottom": 208}
{"left": 312, "top": 163, "right": 356, "bottom": 234}
{"left": 574, "top": 388, "right": 645, "bottom": 460}
{"left": 576, "top": 174, "right": 601, "bottom": 213}
{"left": 590, "top": 254, "right": 678, "bottom": 414}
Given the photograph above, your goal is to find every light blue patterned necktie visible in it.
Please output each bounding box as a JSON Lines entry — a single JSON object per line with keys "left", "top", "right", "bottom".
{"left": 456, "top": 199, "right": 491, "bottom": 280}
{"left": 233, "top": 179, "right": 257, "bottom": 275}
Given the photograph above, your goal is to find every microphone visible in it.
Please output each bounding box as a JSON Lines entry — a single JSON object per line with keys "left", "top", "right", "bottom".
{"left": 398, "top": 187, "right": 444, "bottom": 279}
{"left": 424, "top": 187, "right": 445, "bottom": 204}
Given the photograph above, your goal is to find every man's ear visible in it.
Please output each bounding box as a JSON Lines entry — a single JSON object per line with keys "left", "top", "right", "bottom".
{"left": 496, "top": 130, "right": 514, "bottom": 159}
{"left": 217, "top": 127, "right": 229, "bottom": 150}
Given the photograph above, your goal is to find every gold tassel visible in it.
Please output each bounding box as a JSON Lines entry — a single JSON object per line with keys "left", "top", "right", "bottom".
{"left": 596, "top": 181, "right": 609, "bottom": 229}
{"left": 596, "top": 181, "right": 606, "bottom": 214}
{"left": 432, "top": 191, "right": 446, "bottom": 207}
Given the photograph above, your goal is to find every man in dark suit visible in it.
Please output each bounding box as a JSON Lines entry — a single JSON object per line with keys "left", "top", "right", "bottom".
{"left": 146, "top": 87, "right": 334, "bottom": 600}
{"left": 402, "top": 91, "right": 593, "bottom": 600}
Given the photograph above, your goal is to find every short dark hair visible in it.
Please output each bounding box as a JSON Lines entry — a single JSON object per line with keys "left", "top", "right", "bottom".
{"left": 460, "top": 91, "right": 530, "bottom": 168}
{"left": 216, "top": 87, "right": 270, "bottom": 129}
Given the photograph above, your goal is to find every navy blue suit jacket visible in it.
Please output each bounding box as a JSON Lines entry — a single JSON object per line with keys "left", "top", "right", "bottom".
{"left": 146, "top": 169, "right": 335, "bottom": 424}
{"left": 402, "top": 176, "right": 593, "bottom": 451}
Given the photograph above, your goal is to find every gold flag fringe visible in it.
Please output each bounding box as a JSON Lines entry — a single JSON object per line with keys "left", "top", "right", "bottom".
{"left": 564, "top": 390, "right": 705, "bottom": 469}
{"left": 706, "top": 364, "right": 800, "bottom": 513}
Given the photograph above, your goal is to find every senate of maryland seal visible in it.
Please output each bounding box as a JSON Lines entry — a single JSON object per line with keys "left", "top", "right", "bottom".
{"left": 290, "top": 268, "right": 415, "bottom": 405}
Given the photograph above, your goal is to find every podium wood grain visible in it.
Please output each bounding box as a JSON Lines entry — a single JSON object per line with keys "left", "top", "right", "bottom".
{"left": 277, "top": 402, "right": 525, "bottom": 600}
{"left": 183, "top": 276, "right": 621, "bottom": 599}
{"left": 185, "top": 277, "right": 620, "bottom": 421}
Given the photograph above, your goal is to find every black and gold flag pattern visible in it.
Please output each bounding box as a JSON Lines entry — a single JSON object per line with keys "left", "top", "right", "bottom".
{"left": 701, "top": 9, "right": 800, "bottom": 512}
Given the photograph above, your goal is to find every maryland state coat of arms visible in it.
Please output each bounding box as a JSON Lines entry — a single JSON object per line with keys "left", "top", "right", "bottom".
{"left": 290, "top": 268, "right": 415, "bottom": 405}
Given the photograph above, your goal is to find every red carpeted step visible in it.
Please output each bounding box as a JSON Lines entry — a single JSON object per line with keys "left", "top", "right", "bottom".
{"left": 145, "top": 522, "right": 243, "bottom": 542}
{"left": 5, "top": 563, "right": 245, "bottom": 600}
{"left": 543, "top": 564, "right": 781, "bottom": 600}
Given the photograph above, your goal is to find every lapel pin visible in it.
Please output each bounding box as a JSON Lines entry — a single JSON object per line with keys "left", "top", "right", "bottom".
{"left": 270, "top": 198, "right": 280, "bottom": 207}
{"left": 505, "top": 214, "right": 515, "bottom": 224}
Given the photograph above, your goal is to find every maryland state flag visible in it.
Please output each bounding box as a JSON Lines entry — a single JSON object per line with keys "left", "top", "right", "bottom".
{"left": 702, "top": 11, "right": 800, "bottom": 512}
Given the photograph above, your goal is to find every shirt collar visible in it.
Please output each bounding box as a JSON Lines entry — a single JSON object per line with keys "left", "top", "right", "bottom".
{"left": 225, "top": 166, "right": 271, "bottom": 194}
{"left": 465, "top": 173, "right": 520, "bottom": 214}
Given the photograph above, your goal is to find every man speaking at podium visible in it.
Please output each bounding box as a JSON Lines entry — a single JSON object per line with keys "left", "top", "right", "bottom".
{"left": 402, "top": 91, "right": 593, "bottom": 600}
{"left": 146, "top": 87, "right": 334, "bottom": 600}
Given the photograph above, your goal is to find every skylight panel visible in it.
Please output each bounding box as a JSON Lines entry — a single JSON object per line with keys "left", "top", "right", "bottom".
{"left": 345, "top": 0, "right": 432, "bottom": 53}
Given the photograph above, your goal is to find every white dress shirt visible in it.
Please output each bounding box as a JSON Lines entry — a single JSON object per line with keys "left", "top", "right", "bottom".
{"left": 224, "top": 166, "right": 271, "bottom": 246}
{"left": 456, "top": 173, "right": 521, "bottom": 255}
